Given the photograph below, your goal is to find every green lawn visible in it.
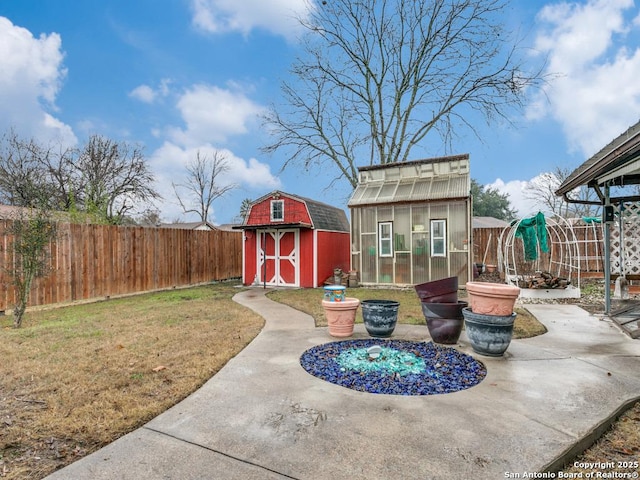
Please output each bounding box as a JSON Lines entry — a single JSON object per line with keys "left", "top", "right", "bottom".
{"left": 266, "top": 287, "right": 546, "bottom": 338}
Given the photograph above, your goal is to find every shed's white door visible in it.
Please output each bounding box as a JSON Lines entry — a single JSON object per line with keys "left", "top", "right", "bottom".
{"left": 257, "top": 229, "right": 299, "bottom": 287}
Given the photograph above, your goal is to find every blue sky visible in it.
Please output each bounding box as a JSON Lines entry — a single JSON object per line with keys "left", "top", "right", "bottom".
{"left": 1, "top": 0, "right": 640, "bottom": 224}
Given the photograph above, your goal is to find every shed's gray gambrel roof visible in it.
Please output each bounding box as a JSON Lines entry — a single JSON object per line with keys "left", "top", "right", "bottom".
{"left": 302, "top": 195, "right": 350, "bottom": 232}
{"left": 348, "top": 155, "right": 470, "bottom": 207}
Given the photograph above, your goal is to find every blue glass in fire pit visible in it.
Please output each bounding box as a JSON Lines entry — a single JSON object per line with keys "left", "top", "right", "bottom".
{"left": 300, "top": 339, "right": 486, "bottom": 396}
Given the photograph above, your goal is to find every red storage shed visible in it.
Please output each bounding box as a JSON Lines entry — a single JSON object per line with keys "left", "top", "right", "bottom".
{"left": 237, "top": 191, "right": 351, "bottom": 288}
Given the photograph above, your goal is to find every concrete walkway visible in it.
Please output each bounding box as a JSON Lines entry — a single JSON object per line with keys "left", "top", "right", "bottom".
{"left": 46, "top": 288, "right": 640, "bottom": 480}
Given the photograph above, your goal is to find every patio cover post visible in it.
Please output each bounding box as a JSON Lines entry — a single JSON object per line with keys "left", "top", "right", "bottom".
{"left": 604, "top": 183, "right": 611, "bottom": 315}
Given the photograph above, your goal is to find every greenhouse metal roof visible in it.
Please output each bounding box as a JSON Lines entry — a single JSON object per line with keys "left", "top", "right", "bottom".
{"left": 348, "top": 155, "right": 470, "bottom": 207}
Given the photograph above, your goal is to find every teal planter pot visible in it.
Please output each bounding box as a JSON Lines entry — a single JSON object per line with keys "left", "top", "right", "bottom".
{"left": 462, "top": 307, "right": 516, "bottom": 357}
{"left": 361, "top": 300, "right": 400, "bottom": 338}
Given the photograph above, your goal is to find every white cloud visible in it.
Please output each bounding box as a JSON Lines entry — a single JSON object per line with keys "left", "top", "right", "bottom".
{"left": 129, "top": 79, "right": 172, "bottom": 104}
{"left": 487, "top": 178, "right": 544, "bottom": 219}
{"left": 150, "top": 141, "right": 193, "bottom": 173}
{"left": 150, "top": 80, "right": 277, "bottom": 221}
{"left": 168, "top": 83, "right": 265, "bottom": 147}
{"left": 190, "top": 0, "right": 312, "bottom": 40}
{"left": 0, "top": 17, "right": 76, "bottom": 145}
{"left": 151, "top": 141, "right": 280, "bottom": 187}
{"left": 129, "top": 85, "right": 156, "bottom": 103}
{"left": 530, "top": 0, "right": 640, "bottom": 157}
{"left": 231, "top": 156, "right": 281, "bottom": 188}
{"left": 150, "top": 141, "right": 280, "bottom": 221}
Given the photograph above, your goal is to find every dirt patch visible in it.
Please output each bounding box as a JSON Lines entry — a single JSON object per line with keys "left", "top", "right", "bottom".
{"left": 561, "top": 401, "right": 640, "bottom": 476}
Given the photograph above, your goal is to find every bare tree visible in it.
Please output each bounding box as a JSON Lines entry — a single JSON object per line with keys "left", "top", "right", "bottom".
{"left": 77, "top": 135, "right": 159, "bottom": 224}
{"left": 525, "top": 167, "right": 600, "bottom": 218}
{"left": 137, "top": 208, "right": 163, "bottom": 227}
{"left": 0, "top": 130, "right": 57, "bottom": 208}
{"left": 263, "top": 0, "right": 546, "bottom": 188}
{"left": 41, "top": 142, "right": 83, "bottom": 212}
{"left": 172, "top": 151, "right": 237, "bottom": 222}
{"left": 0, "top": 131, "right": 159, "bottom": 224}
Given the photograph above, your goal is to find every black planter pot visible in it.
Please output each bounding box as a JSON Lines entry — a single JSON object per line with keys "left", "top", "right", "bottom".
{"left": 421, "top": 301, "right": 467, "bottom": 344}
{"left": 462, "top": 307, "right": 516, "bottom": 357}
{"left": 361, "top": 300, "right": 400, "bottom": 338}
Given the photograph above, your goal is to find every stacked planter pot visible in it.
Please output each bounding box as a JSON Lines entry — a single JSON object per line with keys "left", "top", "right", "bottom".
{"left": 415, "top": 276, "right": 458, "bottom": 304}
{"left": 420, "top": 301, "right": 467, "bottom": 344}
{"left": 463, "top": 282, "right": 520, "bottom": 356}
{"left": 415, "top": 277, "right": 465, "bottom": 344}
{"left": 322, "top": 285, "right": 360, "bottom": 338}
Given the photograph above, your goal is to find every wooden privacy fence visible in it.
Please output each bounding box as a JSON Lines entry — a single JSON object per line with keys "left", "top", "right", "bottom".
{"left": 473, "top": 222, "right": 606, "bottom": 275}
{"left": 473, "top": 227, "right": 504, "bottom": 268}
{"left": 0, "top": 221, "right": 243, "bottom": 312}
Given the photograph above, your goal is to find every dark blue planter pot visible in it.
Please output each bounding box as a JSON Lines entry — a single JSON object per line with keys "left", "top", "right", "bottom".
{"left": 462, "top": 307, "right": 516, "bottom": 357}
{"left": 361, "top": 300, "right": 400, "bottom": 338}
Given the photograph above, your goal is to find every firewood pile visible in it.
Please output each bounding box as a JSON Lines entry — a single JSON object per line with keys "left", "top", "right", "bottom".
{"left": 521, "top": 271, "right": 571, "bottom": 289}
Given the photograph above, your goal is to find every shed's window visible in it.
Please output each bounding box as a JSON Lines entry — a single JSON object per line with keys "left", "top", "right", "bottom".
{"left": 430, "top": 219, "right": 446, "bottom": 257}
{"left": 271, "top": 200, "right": 284, "bottom": 221}
{"left": 378, "top": 222, "right": 393, "bottom": 257}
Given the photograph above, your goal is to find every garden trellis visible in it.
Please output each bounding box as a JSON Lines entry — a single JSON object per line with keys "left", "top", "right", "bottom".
{"left": 498, "top": 214, "right": 581, "bottom": 299}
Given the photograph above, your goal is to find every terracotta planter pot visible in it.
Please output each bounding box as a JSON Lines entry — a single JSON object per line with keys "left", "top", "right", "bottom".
{"left": 322, "top": 297, "right": 360, "bottom": 338}
{"left": 361, "top": 299, "right": 399, "bottom": 338}
{"left": 462, "top": 307, "right": 516, "bottom": 357}
{"left": 465, "top": 281, "right": 520, "bottom": 316}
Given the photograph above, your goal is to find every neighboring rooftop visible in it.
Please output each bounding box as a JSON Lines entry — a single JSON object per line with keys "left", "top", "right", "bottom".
{"left": 0, "top": 205, "right": 28, "bottom": 219}
{"left": 472, "top": 216, "right": 510, "bottom": 229}
{"left": 159, "top": 221, "right": 217, "bottom": 230}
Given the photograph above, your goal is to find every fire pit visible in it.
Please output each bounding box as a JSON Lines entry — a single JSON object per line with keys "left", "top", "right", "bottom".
{"left": 300, "top": 339, "right": 486, "bottom": 395}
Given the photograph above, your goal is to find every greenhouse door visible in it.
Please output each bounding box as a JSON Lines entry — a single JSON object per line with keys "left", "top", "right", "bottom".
{"left": 258, "top": 229, "right": 299, "bottom": 287}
